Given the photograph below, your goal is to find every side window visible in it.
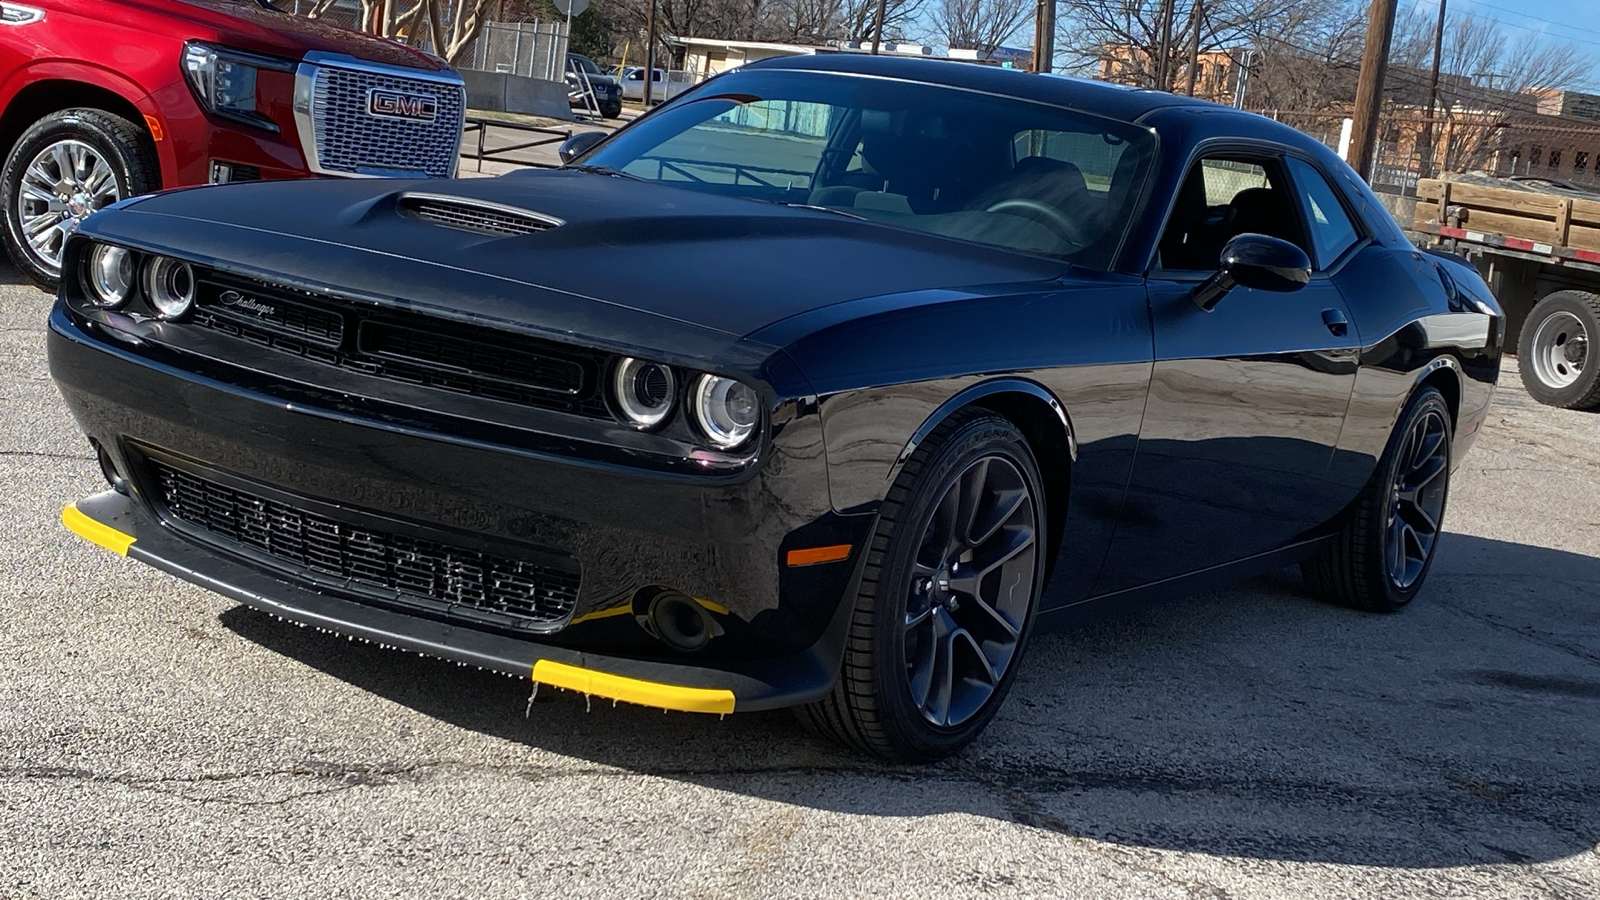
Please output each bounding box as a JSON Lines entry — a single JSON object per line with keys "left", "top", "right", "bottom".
{"left": 1158, "top": 155, "right": 1308, "bottom": 271}
{"left": 1286, "top": 157, "right": 1360, "bottom": 268}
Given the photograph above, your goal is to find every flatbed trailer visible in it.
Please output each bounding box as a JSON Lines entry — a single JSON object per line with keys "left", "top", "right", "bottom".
{"left": 1414, "top": 177, "right": 1600, "bottom": 409}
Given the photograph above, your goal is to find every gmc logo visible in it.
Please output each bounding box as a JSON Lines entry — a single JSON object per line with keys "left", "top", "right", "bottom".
{"left": 367, "top": 88, "right": 438, "bottom": 121}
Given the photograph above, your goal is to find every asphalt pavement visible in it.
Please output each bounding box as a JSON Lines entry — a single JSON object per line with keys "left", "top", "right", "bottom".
{"left": 2, "top": 269, "right": 1598, "bottom": 899}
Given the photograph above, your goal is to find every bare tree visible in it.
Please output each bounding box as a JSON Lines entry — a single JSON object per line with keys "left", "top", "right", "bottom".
{"left": 934, "top": 0, "right": 1031, "bottom": 58}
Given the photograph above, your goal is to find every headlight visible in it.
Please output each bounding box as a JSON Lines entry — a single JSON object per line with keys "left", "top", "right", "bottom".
{"left": 142, "top": 256, "right": 197, "bottom": 320}
{"left": 691, "top": 374, "right": 760, "bottom": 450}
{"left": 84, "top": 244, "right": 135, "bottom": 308}
{"left": 613, "top": 357, "right": 676, "bottom": 429}
{"left": 181, "top": 41, "right": 282, "bottom": 131}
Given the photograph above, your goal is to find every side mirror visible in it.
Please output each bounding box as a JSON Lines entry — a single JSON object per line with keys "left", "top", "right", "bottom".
{"left": 1192, "top": 233, "right": 1312, "bottom": 311}
{"left": 558, "top": 131, "right": 608, "bottom": 165}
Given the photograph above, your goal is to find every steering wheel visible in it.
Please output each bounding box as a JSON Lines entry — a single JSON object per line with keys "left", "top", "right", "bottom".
{"left": 984, "top": 198, "right": 1088, "bottom": 246}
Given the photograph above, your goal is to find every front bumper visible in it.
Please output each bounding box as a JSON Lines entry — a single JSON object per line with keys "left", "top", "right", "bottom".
{"left": 49, "top": 303, "right": 873, "bottom": 712}
{"left": 63, "top": 491, "right": 854, "bottom": 712}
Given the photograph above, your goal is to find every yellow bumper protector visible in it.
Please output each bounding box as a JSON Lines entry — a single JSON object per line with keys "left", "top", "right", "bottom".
{"left": 531, "top": 659, "right": 736, "bottom": 714}
{"left": 61, "top": 503, "right": 136, "bottom": 556}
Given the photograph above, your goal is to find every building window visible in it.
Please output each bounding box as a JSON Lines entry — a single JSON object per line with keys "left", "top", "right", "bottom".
{"left": 1530, "top": 145, "right": 1542, "bottom": 168}
{"left": 1578, "top": 151, "right": 1590, "bottom": 172}
{"left": 1551, "top": 149, "right": 1562, "bottom": 168}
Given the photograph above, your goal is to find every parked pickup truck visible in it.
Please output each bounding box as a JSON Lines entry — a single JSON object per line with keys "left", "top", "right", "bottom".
{"left": 0, "top": 0, "right": 466, "bottom": 288}
{"left": 1414, "top": 175, "right": 1600, "bottom": 409}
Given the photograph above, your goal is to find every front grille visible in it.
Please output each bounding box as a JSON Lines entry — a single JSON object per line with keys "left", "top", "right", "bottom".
{"left": 402, "top": 195, "right": 561, "bottom": 237}
{"left": 187, "top": 274, "right": 611, "bottom": 418}
{"left": 150, "top": 460, "right": 581, "bottom": 632}
{"left": 304, "top": 64, "right": 465, "bottom": 178}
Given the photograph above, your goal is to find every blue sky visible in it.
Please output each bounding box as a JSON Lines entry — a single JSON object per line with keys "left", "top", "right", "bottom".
{"left": 1411, "top": 0, "right": 1600, "bottom": 89}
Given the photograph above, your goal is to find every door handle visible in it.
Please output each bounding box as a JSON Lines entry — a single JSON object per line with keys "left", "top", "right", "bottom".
{"left": 1321, "top": 308, "right": 1349, "bottom": 337}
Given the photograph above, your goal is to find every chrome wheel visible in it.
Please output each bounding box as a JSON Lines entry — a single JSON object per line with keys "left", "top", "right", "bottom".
{"left": 903, "top": 455, "right": 1038, "bottom": 728}
{"left": 17, "top": 139, "right": 121, "bottom": 272}
{"left": 1529, "top": 310, "right": 1589, "bottom": 390}
{"left": 1386, "top": 407, "right": 1449, "bottom": 589}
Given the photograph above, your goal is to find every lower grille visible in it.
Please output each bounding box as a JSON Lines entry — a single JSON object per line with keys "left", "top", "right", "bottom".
{"left": 150, "top": 460, "right": 580, "bottom": 632}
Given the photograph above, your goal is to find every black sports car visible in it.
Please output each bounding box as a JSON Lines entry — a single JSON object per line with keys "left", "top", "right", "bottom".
{"left": 50, "top": 56, "right": 1502, "bottom": 761}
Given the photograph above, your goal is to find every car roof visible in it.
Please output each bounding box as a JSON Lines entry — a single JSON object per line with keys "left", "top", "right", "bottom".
{"left": 743, "top": 54, "right": 1218, "bottom": 122}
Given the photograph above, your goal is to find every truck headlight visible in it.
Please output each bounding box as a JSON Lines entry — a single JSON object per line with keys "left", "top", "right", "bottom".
{"left": 613, "top": 357, "right": 676, "bottom": 429}
{"left": 182, "top": 41, "right": 284, "bottom": 132}
{"left": 691, "top": 374, "right": 759, "bottom": 450}
{"left": 85, "top": 243, "right": 136, "bottom": 308}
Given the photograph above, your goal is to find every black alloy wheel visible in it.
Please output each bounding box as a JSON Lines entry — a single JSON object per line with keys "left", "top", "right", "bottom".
{"left": 797, "top": 410, "right": 1046, "bottom": 762}
{"left": 1303, "top": 386, "right": 1453, "bottom": 612}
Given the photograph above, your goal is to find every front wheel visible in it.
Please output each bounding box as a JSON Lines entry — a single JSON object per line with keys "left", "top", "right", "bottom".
{"left": 1302, "top": 387, "right": 1452, "bottom": 612}
{"left": 797, "top": 410, "right": 1047, "bottom": 762}
{"left": 1517, "top": 290, "right": 1600, "bottom": 410}
{"left": 0, "top": 109, "right": 159, "bottom": 290}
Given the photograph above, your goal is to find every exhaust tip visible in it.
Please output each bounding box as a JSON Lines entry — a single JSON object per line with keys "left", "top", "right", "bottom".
{"left": 646, "top": 591, "right": 718, "bottom": 653}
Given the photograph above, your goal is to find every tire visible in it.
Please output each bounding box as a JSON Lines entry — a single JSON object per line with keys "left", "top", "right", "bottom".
{"left": 797, "top": 410, "right": 1048, "bottom": 762}
{"left": 0, "top": 108, "right": 159, "bottom": 290}
{"left": 600, "top": 102, "right": 622, "bottom": 119}
{"left": 1302, "top": 387, "right": 1452, "bottom": 612}
{"left": 1516, "top": 290, "right": 1600, "bottom": 410}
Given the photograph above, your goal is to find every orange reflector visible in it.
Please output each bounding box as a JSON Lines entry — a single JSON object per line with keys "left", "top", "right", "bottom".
{"left": 786, "top": 544, "right": 852, "bottom": 567}
{"left": 143, "top": 115, "right": 164, "bottom": 141}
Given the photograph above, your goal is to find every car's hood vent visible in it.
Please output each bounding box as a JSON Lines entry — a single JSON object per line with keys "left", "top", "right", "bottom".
{"left": 399, "top": 193, "right": 563, "bottom": 237}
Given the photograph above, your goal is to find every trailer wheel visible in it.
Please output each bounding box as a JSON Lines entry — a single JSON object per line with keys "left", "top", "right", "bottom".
{"left": 1517, "top": 290, "right": 1600, "bottom": 410}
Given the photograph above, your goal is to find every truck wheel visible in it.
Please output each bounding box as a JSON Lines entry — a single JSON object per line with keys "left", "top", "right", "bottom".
{"left": 1, "top": 109, "right": 159, "bottom": 290}
{"left": 1517, "top": 291, "right": 1600, "bottom": 409}
{"left": 796, "top": 410, "right": 1046, "bottom": 762}
{"left": 1302, "top": 387, "right": 1452, "bottom": 613}
{"left": 600, "top": 101, "right": 622, "bottom": 119}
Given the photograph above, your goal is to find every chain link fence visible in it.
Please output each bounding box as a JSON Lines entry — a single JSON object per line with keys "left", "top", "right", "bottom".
{"left": 467, "top": 21, "right": 569, "bottom": 82}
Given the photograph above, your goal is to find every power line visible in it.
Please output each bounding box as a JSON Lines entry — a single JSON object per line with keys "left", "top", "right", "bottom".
{"left": 1449, "top": 0, "right": 1600, "bottom": 45}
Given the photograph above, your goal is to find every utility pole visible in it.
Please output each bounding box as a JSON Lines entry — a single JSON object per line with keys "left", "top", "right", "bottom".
{"left": 1349, "top": 0, "right": 1399, "bottom": 181}
{"left": 870, "top": 0, "right": 888, "bottom": 53}
{"left": 1033, "top": 0, "right": 1056, "bottom": 73}
{"left": 1184, "top": 0, "right": 1203, "bottom": 96}
{"left": 1416, "top": 0, "right": 1447, "bottom": 180}
{"left": 643, "top": 0, "right": 657, "bottom": 107}
{"left": 1154, "top": 0, "right": 1177, "bottom": 90}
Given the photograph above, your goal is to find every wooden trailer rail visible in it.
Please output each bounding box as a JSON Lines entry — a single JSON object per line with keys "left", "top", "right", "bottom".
{"left": 1416, "top": 178, "right": 1600, "bottom": 264}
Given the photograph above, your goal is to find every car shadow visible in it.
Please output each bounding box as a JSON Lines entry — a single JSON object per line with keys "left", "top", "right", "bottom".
{"left": 218, "top": 531, "right": 1600, "bottom": 869}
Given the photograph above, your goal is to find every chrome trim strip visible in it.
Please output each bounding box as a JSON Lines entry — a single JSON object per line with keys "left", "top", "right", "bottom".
{"left": 0, "top": 2, "right": 45, "bottom": 25}
{"left": 292, "top": 51, "right": 467, "bottom": 179}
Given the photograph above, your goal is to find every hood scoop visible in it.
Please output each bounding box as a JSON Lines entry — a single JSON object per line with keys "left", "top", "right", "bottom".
{"left": 399, "top": 193, "right": 564, "bottom": 237}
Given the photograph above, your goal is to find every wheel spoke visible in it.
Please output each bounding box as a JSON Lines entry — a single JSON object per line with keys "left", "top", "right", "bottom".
{"left": 84, "top": 158, "right": 117, "bottom": 202}
{"left": 1411, "top": 424, "right": 1444, "bottom": 472}
{"left": 968, "top": 487, "right": 1026, "bottom": 549}
{"left": 964, "top": 583, "right": 1022, "bottom": 639}
{"left": 948, "top": 526, "right": 1034, "bottom": 598}
{"left": 22, "top": 213, "right": 58, "bottom": 239}
{"left": 49, "top": 143, "right": 72, "bottom": 182}
{"left": 953, "top": 628, "right": 1001, "bottom": 687}
{"left": 953, "top": 459, "right": 988, "bottom": 549}
{"left": 19, "top": 182, "right": 60, "bottom": 208}
{"left": 928, "top": 610, "right": 956, "bottom": 726}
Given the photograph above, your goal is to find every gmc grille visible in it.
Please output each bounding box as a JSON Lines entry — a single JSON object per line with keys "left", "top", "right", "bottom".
{"left": 297, "top": 59, "right": 465, "bottom": 179}
{"left": 150, "top": 459, "right": 581, "bottom": 632}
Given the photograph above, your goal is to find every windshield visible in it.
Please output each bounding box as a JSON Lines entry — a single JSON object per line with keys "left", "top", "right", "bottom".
{"left": 570, "top": 55, "right": 602, "bottom": 75}
{"left": 581, "top": 69, "right": 1155, "bottom": 267}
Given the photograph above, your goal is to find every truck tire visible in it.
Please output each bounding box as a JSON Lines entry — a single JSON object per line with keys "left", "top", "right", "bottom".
{"left": 1516, "top": 290, "right": 1600, "bottom": 410}
{"left": 1, "top": 109, "right": 159, "bottom": 291}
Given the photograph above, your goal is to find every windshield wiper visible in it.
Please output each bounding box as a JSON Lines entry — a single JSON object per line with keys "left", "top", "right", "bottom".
{"left": 568, "top": 164, "right": 642, "bottom": 180}
{"left": 775, "top": 202, "right": 867, "bottom": 221}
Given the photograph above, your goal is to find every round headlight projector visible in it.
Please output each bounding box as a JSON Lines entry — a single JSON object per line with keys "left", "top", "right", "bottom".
{"left": 614, "top": 357, "right": 676, "bottom": 429}
{"left": 143, "top": 256, "right": 197, "bottom": 320}
{"left": 86, "top": 244, "right": 135, "bottom": 308}
{"left": 692, "top": 374, "right": 759, "bottom": 450}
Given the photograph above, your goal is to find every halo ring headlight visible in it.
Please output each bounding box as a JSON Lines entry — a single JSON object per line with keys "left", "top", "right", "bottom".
{"left": 691, "top": 374, "right": 760, "bottom": 451}
{"left": 85, "top": 244, "right": 136, "bottom": 308}
{"left": 613, "top": 357, "right": 676, "bottom": 429}
{"left": 143, "top": 256, "right": 197, "bottom": 320}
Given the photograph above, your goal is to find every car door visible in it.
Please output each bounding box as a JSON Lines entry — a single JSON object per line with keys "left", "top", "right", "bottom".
{"left": 1093, "top": 150, "right": 1362, "bottom": 595}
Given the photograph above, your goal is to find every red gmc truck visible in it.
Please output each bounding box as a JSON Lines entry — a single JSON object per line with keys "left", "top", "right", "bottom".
{"left": 0, "top": 0, "right": 465, "bottom": 288}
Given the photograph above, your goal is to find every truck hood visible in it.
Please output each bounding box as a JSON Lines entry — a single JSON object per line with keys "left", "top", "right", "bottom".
{"left": 86, "top": 171, "right": 1070, "bottom": 347}
{"left": 141, "top": 0, "right": 446, "bottom": 71}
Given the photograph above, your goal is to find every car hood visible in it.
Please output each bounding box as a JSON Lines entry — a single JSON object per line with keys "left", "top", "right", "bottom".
{"left": 89, "top": 171, "right": 1070, "bottom": 344}
{"left": 140, "top": 0, "right": 447, "bottom": 71}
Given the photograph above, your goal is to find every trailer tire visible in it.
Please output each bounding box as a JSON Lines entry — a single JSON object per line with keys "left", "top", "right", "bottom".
{"left": 1516, "top": 290, "right": 1600, "bottom": 410}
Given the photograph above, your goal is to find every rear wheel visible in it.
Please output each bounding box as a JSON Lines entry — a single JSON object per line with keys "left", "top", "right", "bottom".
{"left": 1517, "top": 290, "right": 1600, "bottom": 410}
{"left": 0, "top": 109, "right": 158, "bottom": 290}
{"left": 797, "top": 410, "right": 1046, "bottom": 762}
{"left": 1302, "top": 387, "right": 1452, "bottom": 612}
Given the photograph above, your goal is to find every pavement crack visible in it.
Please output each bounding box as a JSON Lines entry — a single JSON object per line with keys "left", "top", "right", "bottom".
{"left": 0, "top": 450, "right": 93, "bottom": 461}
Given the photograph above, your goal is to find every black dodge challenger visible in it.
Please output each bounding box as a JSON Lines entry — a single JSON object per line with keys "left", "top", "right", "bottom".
{"left": 50, "top": 56, "right": 1502, "bottom": 761}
